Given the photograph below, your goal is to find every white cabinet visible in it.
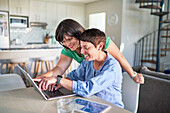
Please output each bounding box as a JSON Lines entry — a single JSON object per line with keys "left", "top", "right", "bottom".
{"left": 56, "top": 3, "right": 67, "bottom": 25}
{"left": 9, "top": 0, "right": 29, "bottom": 16}
{"left": 55, "top": 3, "right": 85, "bottom": 26}
{"left": 0, "top": 0, "right": 9, "bottom": 11}
{"left": 29, "top": 0, "right": 46, "bottom": 22}
{"left": 46, "top": 3, "right": 57, "bottom": 30}
{"left": 66, "top": 4, "right": 85, "bottom": 26}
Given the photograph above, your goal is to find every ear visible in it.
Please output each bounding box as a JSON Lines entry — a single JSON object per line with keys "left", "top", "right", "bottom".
{"left": 97, "top": 42, "right": 104, "bottom": 51}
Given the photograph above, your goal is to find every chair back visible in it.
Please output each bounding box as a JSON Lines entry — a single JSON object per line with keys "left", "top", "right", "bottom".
{"left": 0, "top": 74, "right": 26, "bottom": 91}
{"left": 122, "top": 72, "right": 140, "bottom": 113}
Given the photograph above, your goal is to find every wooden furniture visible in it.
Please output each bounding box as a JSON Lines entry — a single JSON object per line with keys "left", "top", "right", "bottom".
{"left": 0, "top": 59, "right": 10, "bottom": 74}
{"left": 7, "top": 58, "right": 31, "bottom": 87}
{"left": 32, "top": 56, "right": 57, "bottom": 78}
{"left": 0, "top": 87, "right": 131, "bottom": 113}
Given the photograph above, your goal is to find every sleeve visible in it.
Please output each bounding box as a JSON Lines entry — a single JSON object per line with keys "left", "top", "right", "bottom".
{"left": 72, "top": 64, "right": 121, "bottom": 97}
{"left": 105, "top": 36, "right": 111, "bottom": 50}
{"left": 61, "top": 48, "right": 74, "bottom": 58}
{"left": 66, "top": 60, "right": 86, "bottom": 81}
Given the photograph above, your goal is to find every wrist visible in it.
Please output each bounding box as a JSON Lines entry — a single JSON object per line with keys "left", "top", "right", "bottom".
{"left": 57, "top": 75, "right": 63, "bottom": 84}
{"left": 131, "top": 71, "right": 137, "bottom": 79}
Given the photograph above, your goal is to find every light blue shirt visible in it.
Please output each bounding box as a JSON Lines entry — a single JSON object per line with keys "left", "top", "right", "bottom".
{"left": 66, "top": 52, "right": 124, "bottom": 108}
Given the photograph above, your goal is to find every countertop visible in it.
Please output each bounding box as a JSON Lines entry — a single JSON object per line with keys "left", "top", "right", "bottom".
{"left": 0, "top": 44, "right": 63, "bottom": 60}
{"left": 0, "top": 43, "right": 63, "bottom": 51}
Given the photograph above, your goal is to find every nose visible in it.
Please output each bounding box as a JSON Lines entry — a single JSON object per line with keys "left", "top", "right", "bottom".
{"left": 64, "top": 41, "right": 71, "bottom": 47}
{"left": 81, "top": 48, "right": 85, "bottom": 54}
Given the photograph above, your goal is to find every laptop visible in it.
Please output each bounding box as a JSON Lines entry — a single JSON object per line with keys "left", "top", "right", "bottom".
{"left": 18, "top": 65, "right": 76, "bottom": 100}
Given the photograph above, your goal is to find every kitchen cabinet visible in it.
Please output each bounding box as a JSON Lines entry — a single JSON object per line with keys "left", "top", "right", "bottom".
{"left": 55, "top": 3, "right": 85, "bottom": 26}
{"left": 56, "top": 3, "right": 67, "bottom": 25}
{"left": 9, "top": 0, "right": 29, "bottom": 16}
{"left": 66, "top": 4, "right": 85, "bottom": 26}
{"left": 0, "top": 0, "right": 8, "bottom": 11}
{"left": 46, "top": 3, "right": 57, "bottom": 30}
{"left": 29, "top": 0, "right": 46, "bottom": 23}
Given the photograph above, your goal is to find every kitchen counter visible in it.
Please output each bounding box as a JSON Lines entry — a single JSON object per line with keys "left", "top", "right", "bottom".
{"left": 0, "top": 44, "right": 63, "bottom": 60}
{"left": 0, "top": 43, "right": 63, "bottom": 51}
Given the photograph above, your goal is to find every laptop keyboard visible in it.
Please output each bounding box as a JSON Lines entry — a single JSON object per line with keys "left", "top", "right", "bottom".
{"left": 43, "top": 89, "right": 64, "bottom": 98}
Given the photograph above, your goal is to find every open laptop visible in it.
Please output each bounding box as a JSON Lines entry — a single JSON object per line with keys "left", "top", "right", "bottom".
{"left": 18, "top": 65, "right": 76, "bottom": 100}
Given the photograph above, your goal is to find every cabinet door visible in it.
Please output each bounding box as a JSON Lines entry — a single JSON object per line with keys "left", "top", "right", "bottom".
{"left": 19, "top": 0, "right": 29, "bottom": 16}
{"left": 46, "top": 2, "right": 57, "bottom": 29}
{"left": 0, "top": 0, "right": 9, "bottom": 11}
{"left": 66, "top": 4, "right": 85, "bottom": 26}
{"left": 9, "top": 0, "right": 29, "bottom": 16}
{"left": 38, "top": 1, "right": 46, "bottom": 22}
{"left": 30, "top": 0, "right": 46, "bottom": 22}
{"left": 9, "top": 0, "right": 19, "bottom": 15}
{"left": 56, "top": 3, "right": 67, "bottom": 25}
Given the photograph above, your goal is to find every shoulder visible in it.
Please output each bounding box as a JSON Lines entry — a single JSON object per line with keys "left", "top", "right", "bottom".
{"left": 105, "top": 36, "right": 111, "bottom": 50}
{"left": 61, "top": 48, "right": 73, "bottom": 54}
{"left": 104, "top": 53, "right": 121, "bottom": 70}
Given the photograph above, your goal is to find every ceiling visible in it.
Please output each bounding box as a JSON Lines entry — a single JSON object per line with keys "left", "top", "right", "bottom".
{"left": 45, "top": 0, "right": 102, "bottom": 3}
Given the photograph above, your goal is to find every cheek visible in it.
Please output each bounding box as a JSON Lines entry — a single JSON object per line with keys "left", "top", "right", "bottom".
{"left": 72, "top": 39, "right": 79, "bottom": 45}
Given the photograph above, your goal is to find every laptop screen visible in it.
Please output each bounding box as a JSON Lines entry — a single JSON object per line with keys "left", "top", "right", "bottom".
{"left": 17, "top": 64, "right": 75, "bottom": 100}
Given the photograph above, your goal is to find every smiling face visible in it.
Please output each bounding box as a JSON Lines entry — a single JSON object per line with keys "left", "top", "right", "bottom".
{"left": 81, "top": 41, "right": 103, "bottom": 61}
{"left": 62, "top": 35, "right": 80, "bottom": 51}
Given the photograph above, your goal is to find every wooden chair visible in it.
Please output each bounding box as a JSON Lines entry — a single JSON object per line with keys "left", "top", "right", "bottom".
{"left": 7, "top": 58, "right": 31, "bottom": 87}
{"left": 32, "top": 56, "right": 57, "bottom": 78}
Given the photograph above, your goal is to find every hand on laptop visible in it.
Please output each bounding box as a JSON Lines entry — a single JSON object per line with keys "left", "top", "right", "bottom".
{"left": 34, "top": 76, "right": 58, "bottom": 91}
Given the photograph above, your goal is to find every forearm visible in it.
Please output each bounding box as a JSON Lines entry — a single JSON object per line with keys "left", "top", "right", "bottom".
{"left": 51, "top": 65, "right": 66, "bottom": 76}
{"left": 106, "top": 41, "right": 134, "bottom": 77}
{"left": 60, "top": 78, "right": 73, "bottom": 91}
{"left": 118, "top": 56, "right": 134, "bottom": 77}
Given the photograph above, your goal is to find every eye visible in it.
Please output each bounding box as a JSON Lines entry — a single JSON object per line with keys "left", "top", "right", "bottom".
{"left": 68, "top": 37, "right": 73, "bottom": 41}
{"left": 84, "top": 47, "right": 89, "bottom": 50}
{"left": 61, "top": 40, "right": 66, "bottom": 44}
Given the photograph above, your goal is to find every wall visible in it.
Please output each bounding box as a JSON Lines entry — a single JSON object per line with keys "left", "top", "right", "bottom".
{"left": 85, "top": 0, "right": 123, "bottom": 47}
{"left": 10, "top": 27, "right": 46, "bottom": 44}
{"left": 121, "top": 0, "right": 158, "bottom": 66}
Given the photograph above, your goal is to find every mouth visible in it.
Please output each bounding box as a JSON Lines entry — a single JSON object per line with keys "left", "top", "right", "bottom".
{"left": 84, "top": 54, "right": 90, "bottom": 60}
{"left": 68, "top": 45, "right": 73, "bottom": 49}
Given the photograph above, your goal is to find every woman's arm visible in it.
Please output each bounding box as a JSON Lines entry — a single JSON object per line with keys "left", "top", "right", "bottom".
{"left": 106, "top": 40, "right": 144, "bottom": 84}
{"left": 35, "top": 54, "right": 72, "bottom": 79}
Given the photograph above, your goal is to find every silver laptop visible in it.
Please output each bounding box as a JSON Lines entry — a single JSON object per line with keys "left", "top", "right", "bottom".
{"left": 18, "top": 65, "right": 76, "bottom": 100}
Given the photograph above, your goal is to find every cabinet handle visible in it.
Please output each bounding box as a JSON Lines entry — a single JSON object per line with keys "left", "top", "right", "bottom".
{"left": 20, "top": 7, "right": 22, "bottom": 14}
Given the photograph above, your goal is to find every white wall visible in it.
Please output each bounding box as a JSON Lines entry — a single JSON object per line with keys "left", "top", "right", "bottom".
{"left": 86, "top": 0, "right": 159, "bottom": 66}
{"left": 121, "top": 0, "right": 158, "bottom": 66}
{"left": 85, "top": 0, "right": 123, "bottom": 47}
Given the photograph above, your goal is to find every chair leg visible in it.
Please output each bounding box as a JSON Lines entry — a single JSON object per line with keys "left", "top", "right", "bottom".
{"left": 48, "top": 61, "right": 51, "bottom": 71}
{"left": 23, "top": 62, "right": 32, "bottom": 87}
{"left": 52, "top": 60, "right": 54, "bottom": 69}
{"left": 21, "top": 63, "right": 27, "bottom": 86}
{"left": 41, "top": 61, "right": 44, "bottom": 74}
{"left": 35, "top": 61, "right": 40, "bottom": 77}
{"left": 45, "top": 61, "right": 48, "bottom": 72}
{"left": 8, "top": 64, "right": 11, "bottom": 73}
{"left": 33, "top": 61, "right": 37, "bottom": 78}
{"left": 0, "top": 63, "right": 5, "bottom": 74}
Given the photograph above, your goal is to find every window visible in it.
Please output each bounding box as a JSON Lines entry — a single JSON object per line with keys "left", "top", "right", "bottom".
{"left": 89, "top": 12, "right": 106, "bottom": 32}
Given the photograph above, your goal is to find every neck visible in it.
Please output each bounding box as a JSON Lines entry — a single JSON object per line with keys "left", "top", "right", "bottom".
{"left": 93, "top": 51, "right": 107, "bottom": 70}
{"left": 75, "top": 46, "right": 82, "bottom": 56}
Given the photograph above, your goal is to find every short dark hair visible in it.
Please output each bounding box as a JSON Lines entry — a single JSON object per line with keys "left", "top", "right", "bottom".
{"left": 80, "top": 28, "right": 106, "bottom": 51}
{"left": 55, "top": 19, "right": 85, "bottom": 49}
